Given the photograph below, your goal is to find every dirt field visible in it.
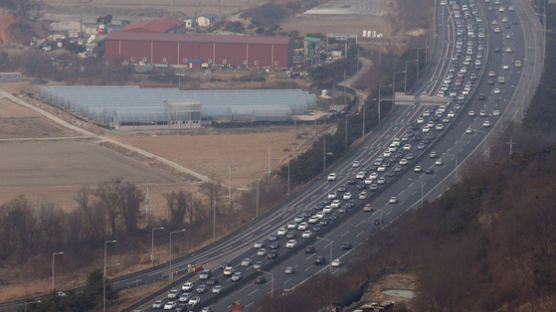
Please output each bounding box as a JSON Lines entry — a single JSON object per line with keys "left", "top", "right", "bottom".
{"left": 0, "top": 98, "right": 78, "bottom": 139}
{"left": 116, "top": 125, "right": 315, "bottom": 188}
{"left": 0, "top": 140, "right": 178, "bottom": 208}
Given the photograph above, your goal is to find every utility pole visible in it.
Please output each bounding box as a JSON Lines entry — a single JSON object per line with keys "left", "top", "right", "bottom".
{"left": 255, "top": 179, "right": 260, "bottom": 218}
{"left": 267, "top": 142, "right": 271, "bottom": 176}
{"left": 287, "top": 159, "right": 291, "bottom": 197}
{"left": 228, "top": 162, "right": 232, "bottom": 208}
{"left": 51, "top": 251, "right": 63, "bottom": 291}
{"left": 362, "top": 100, "right": 366, "bottom": 137}
{"left": 145, "top": 184, "right": 149, "bottom": 224}
{"left": 506, "top": 137, "right": 516, "bottom": 159}
{"left": 103, "top": 240, "right": 117, "bottom": 312}
{"left": 345, "top": 114, "right": 348, "bottom": 151}
{"left": 322, "top": 135, "right": 326, "bottom": 172}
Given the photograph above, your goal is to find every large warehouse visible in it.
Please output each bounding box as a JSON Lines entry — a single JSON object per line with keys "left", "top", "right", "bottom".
{"left": 104, "top": 32, "right": 292, "bottom": 68}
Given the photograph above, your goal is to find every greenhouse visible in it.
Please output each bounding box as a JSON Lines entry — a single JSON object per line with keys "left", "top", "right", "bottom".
{"left": 38, "top": 86, "right": 316, "bottom": 127}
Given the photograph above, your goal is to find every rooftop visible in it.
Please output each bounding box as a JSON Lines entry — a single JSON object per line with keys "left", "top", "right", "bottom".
{"left": 106, "top": 32, "right": 291, "bottom": 45}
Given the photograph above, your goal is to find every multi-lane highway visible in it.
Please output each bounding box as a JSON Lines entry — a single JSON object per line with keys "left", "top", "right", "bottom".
{"left": 124, "top": 0, "right": 545, "bottom": 311}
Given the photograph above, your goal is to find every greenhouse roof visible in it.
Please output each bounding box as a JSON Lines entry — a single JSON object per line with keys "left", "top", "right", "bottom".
{"left": 39, "top": 86, "right": 316, "bottom": 123}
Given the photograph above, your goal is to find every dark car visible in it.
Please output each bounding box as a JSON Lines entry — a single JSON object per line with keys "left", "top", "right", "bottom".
{"left": 286, "top": 232, "right": 296, "bottom": 239}
{"left": 356, "top": 183, "right": 366, "bottom": 190}
{"left": 374, "top": 218, "right": 381, "bottom": 225}
{"left": 425, "top": 168, "right": 434, "bottom": 174}
{"left": 315, "top": 203, "right": 325, "bottom": 210}
{"left": 255, "top": 276, "right": 266, "bottom": 284}
{"left": 269, "top": 242, "right": 280, "bottom": 249}
{"left": 301, "top": 211, "right": 312, "bottom": 218}
{"left": 328, "top": 214, "right": 338, "bottom": 221}
{"left": 312, "top": 225, "right": 321, "bottom": 232}
{"left": 478, "top": 94, "right": 486, "bottom": 100}
{"left": 305, "top": 246, "right": 315, "bottom": 253}
{"left": 205, "top": 279, "right": 218, "bottom": 286}
{"left": 386, "top": 171, "right": 396, "bottom": 177}
{"left": 175, "top": 303, "right": 188, "bottom": 312}
{"left": 346, "top": 201, "right": 356, "bottom": 208}
{"left": 342, "top": 242, "right": 353, "bottom": 250}
{"left": 267, "top": 251, "right": 278, "bottom": 259}
{"left": 368, "top": 165, "right": 378, "bottom": 171}
{"left": 314, "top": 256, "right": 326, "bottom": 265}
{"left": 346, "top": 178, "right": 356, "bottom": 185}
{"left": 319, "top": 219, "right": 329, "bottom": 226}
{"left": 337, "top": 185, "right": 347, "bottom": 192}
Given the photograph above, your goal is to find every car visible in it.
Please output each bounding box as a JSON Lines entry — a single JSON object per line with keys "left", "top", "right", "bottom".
{"left": 468, "top": 110, "right": 476, "bottom": 117}
{"left": 414, "top": 166, "right": 422, "bottom": 172}
{"left": 179, "top": 293, "right": 190, "bottom": 303}
{"left": 175, "top": 303, "right": 188, "bottom": 312}
{"left": 343, "top": 192, "right": 352, "bottom": 200}
{"left": 205, "top": 279, "right": 217, "bottom": 286}
{"left": 188, "top": 296, "right": 201, "bottom": 306}
{"left": 284, "top": 266, "right": 295, "bottom": 274}
{"left": 425, "top": 168, "right": 434, "bottom": 174}
{"left": 416, "top": 143, "right": 426, "bottom": 150}
{"left": 399, "top": 158, "right": 408, "bottom": 166}
{"left": 352, "top": 160, "right": 361, "bottom": 167}
{"left": 327, "top": 173, "right": 337, "bottom": 181}
{"left": 266, "top": 251, "right": 278, "bottom": 259}
{"left": 337, "top": 185, "right": 347, "bottom": 192}
{"left": 223, "top": 266, "right": 234, "bottom": 276}
{"left": 314, "top": 256, "right": 326, "bottom": 265}
{"left": 331, "top": 259, "right": 342, "bottom": 267}
{"left": 369, "top": 183, "right": 379, "bottom": 191}
{"left": 153, "top": 300, "right": 164, "bottom": 309}
{"left": 377, "top": 177, "right": 386, "bottom": 185}
{"left": 294, "top": 216, "right": 304, "bottom": 223}
{"left": 331, "top": 199, "right": 341, "bottom": 208}
{"left": 435, "top": 159, "right": 443, "bottom": 166}
{"left": 241, "top": 258, "right": 252, "bottom": 267}
{"left": 480, "top": 110, "right": 487, "bottom": 117}
{"left": 196, "top": 284, "right": 207, "bottom": 294}
{"left": 342, "top": 242, "right": 353, "bottom": 250}
{"left": 286, "top": 239, "right": 297, "bottom": 248}
{"left": 435, "top": 123, "right": 444, "bottom": 131}
{"left": 389, "top": 196, "right": 398, "bottom": 204}
{"left": 483, "top": 120, "right": 491, "bottom": 127}
{"left": 403, "top": 144, "right": 412, "bottom": 151}
{"left": 255, "top": 276, "right": 266, "bottom": 284}
{"left": 212, "top": 285, "right": 222, "bottom": 294}
{"left": 320, "top": 219, "right": 329, "bottom": 226}
{"left": 308, "top": 216, "right": 318, "bottom": 224}
{"left": 315, "top": 212, "right": 325, "bottom": 219}
{"left": 359, "top": 191, "right": 367, "bottom": 200}
{"left": 302, "top": 230, "right": 312, "bottom": 238}
{"left": 327, "top": 192, "right": 337, "bottom": 199}
{"left": 276, "top": 227, "right": 287, "bottom": 236}
{"left": 356, "top": 171, "right": 367, "bottom": 179}
{"left": 164, "top": 302, "right": 177, "bottom": 310}
{"left": 168, "top": 289, "right": 179, "bottom": 299}
{"left": 465, "top": 128, "right": 473, "bottom": 134}
{"left": 287, "top": 222, "right": 297, "bottom": 230}
{"left": 429, "top": 151, "right": 438, "bottom": 158}
{"left": 199, "top": 269, "right": 211, "bottom": 280}
{"left": 297, "top": 222, "right": 308, "bottom": 230}
{"left": 231, "top": 272, "right": 242, "bottom": 282}
{"left": 250, "top": 260, "right": 262, "bottom": 270}
{"left": 268, "top": 234, "right": 278, "bottom": 241}
{"left": 369, "top": 172, "right": 378, "bottom": 179}
{"left": 505, "top": 47, "right": 513, "bottom": 53}
{"left": 200, "top": 307, "right": 213, "bottom": 312}
{"left": 492, "top": 109, "right": 501, "bottom": 116}
{"left": 346, "top": 178, "right": 356, "bottom": 185}
{"left": 257, "top": 248, "right": 267, "bottom": 257}
{"left": 182, "top": 282, "right": 193, "bottom": 291}
{"left": 253, "top": 241, "right": 264, "bottom": 249}
{"left": 269, "top": 242, "right": 280, "bottom": 249}
{"left": 286, "top": 231, "right": 296, "bottom": 239}
{"left": 363, "top": 203, "right": 375, "bottom": 212}
{"left": 364, "top": 177, "right": 373, "bottom": 185}
{"left": 305, "top": 245, "right": 316, "bottom": 253}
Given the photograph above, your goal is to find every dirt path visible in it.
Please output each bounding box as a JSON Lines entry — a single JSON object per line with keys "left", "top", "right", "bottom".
{"left": 339, "top": 56, "right": 374, "bottom": 108}
{"left": 0, "top": 90, "right": 211, "bottom": 182}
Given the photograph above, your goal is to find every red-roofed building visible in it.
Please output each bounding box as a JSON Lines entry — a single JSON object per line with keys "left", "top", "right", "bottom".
{"left": 104, "top": 32, "right": 292, "bottom": 69}
{"left": 120, "top": 17, "right": 185, "bottom": 34}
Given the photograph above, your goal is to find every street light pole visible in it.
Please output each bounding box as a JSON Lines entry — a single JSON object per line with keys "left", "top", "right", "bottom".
{"left": 51, "top": 251, "right": 63, "bottom": 291}
{"left": 322, "top": 135, "right": 326, "bottom": 172}
{"left": 408, "top": 178, "right": 424, "bottom": 207}
{"left": 256, "top": 179, "right": 260, "bottom": 218}
{"left": 24, "top": 300, "right": 41, "bottom": 312}
{"left": 287, "top": 159, "right": 291, "bottom": 198}
{"left": 258, "top": 269, "right": 274, "bottom": 295}
{"left": 169, "top": 228, "right": 186, "bottom": 283}
{"left": 362, "top": 99, "right": 366, "bottom": 137}
{"left": 103, "top": 240, "right": 117, "bottom": 312}
{"left": 443, "top": 152, "right": 459, "bottom": 181}
{"left": 151, "top": 226, "right": 164, "bottom": 266}
{"left": 316, "top": 236, "right": 334, "bottom": 273}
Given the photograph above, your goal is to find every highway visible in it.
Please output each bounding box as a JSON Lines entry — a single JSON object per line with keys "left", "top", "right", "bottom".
{"left": 0, "top": 0, "right": 542, "bottom": 311}
{"left": 123, "top": 0, "right": 545, "bottom": 311}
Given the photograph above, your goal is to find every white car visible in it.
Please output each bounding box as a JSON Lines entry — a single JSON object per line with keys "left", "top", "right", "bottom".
{"left": 286, "top": 239, "right": 297, "bottom": 248}
{"left": 403, "top": 144, "right": 411, "bottom": 151}
{"left": 492, "top": 110, "right": 501, "bottom": 116}
{"left": 383, "top": 151, "right": 391, "bottom": 158}
{"left": 343, "top": 192, "right": 352, "bottom": 200}
{"left": 377, "top": 166, "right": 386, "bottom": 172}
{"left": 188, "top": 296, "right": 201, "bottom": 306}
{"left": 331, "top": 259, "right": 342, "bottom": 267}
{"left": 253, "top": 241, "right": 263, "bottom": 249}
{"left": 276, "top": 227, "right": 287, "bottom": 236}
{"left": 327, "top": 173, "right": 337, "bottom": 181}
{"left": 182, "top": 282, "right": 194, "bottom": 291}
{"left": 356, "top": 171, "right": 366, "bottom": 179}
{"left": 257, "top": 248, "right": 266, "bottom": 256}
{"left": 493, "top": 88, "right": 501, "bottom": 94}
{"left": 179, "top": 293, "right": 190, "bottom": 303}
{"left": 323, "top": 206, "right": 333, "bottom": 214}
{"left": 369, "top": 172, "right": 378, "bottom": 179}
{"left": 231, "top": 272, "right": 242, "bottom": 282}
{"left": 364, "top": 178, "right": 373, "bottom": 185}
{"left": 223, "top": 266, "right": 234, "bottom": 276}
{"left": 315, "top": 212, "right": 325, "bottom": 219}
{"left": 327, "top": 192, "right": 337, "bottom": 199}
{"left": 359, "top": 191, "right": 367, "bottom": 200}
{"left": 164, "top": 302, "right": 176, "bottom": 310}
{"left": 468, "top": 110, "right": 476, "bottom": 117}
{"left": 483, "top": 120, "right": 491, "bottom": 127}
{"left": 287, "top": 222, "right": 297, "bottom": 229}
{"left": 352, "top": 160, "right": 361, "bottom": 167}
{"left": 153, "top": 300, "right": 164, "bottom": 309}
{"left": 389, "top": 197, "right": 398, "bottom": 204}
{"left": 168, "top": 289, "right": 179, "bottom": 299}
{"left": 294, "top": 216, "right": 304, "bottom": 223}
{"left": 297, "top": 222, "right": 308, "bottom": 230}
{"left": 302, "top": 230, "right": 312, "bottom": 238}
{"left": 435, "top": 159, "right": 443, "bottom": 166}
{"left": 330, "top": 199, "right": 341, "bottom": 208}
{"left": 399, "top": 159, "right": 408, "bottom": 166}
{"left": 465, "top": 128, "right": 473, "bottom": 134}
{"left": 241, "top": 258, "right": 252, "bottom": 267}
{"left": 308, "top": 216, "right": 318, "bottom": 224}
{"left": 414, "top": 166, "right": 423, "bottom": 172}
{"left": 212, "top": 285, "right": 222, "bottom": 294}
